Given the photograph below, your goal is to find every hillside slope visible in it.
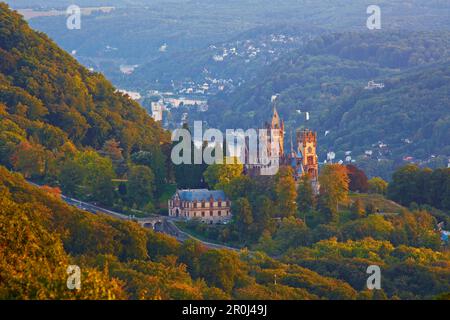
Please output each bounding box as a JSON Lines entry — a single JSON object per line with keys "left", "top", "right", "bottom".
{"left": 0, "top": 3, "right": 169, "bottom": 153}
{"left": 1, "top": 165, "right": 367, "bottom": 300}
{"left": 0, "top": 4, "right": 172, "bottom": 210}
{"left": 203, "top": 32, "right": 450, "bottom": 178}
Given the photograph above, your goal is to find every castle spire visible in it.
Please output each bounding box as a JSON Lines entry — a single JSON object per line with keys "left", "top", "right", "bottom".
{"left": 271, "top": 104, "right": 280, "bottom": 129}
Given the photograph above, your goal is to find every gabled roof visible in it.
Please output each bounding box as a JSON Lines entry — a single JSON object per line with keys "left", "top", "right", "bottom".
{"left": 176, "top": 189, "right": 228, "bottom": 202}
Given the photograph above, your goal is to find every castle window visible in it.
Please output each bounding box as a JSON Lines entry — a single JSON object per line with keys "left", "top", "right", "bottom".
{"left": 202, "top": 212, "right": 205, "bottom": 217}
{"left": 218, "top": 211, "right": 221, "bottom": 216}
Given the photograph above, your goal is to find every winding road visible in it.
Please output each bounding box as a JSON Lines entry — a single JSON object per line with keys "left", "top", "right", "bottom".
{"left": 28, "top": 180, "right": 240, "bottom": 251}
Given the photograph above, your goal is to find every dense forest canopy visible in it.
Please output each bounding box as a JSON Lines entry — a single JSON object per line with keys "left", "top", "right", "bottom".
{"left": 0, "top": 2, "right": 449, "bottom": 301}
{"left": 6, "top": 1, "right": 450, "bottom": 179}
{"left": 0, "top": 3, "right": 178, "bottom": 219}
{"left": 1, "top": 164, "right": 450, "bottom": 300}
{"left": 0, "top": 2, "right": 169, "bottom": 151}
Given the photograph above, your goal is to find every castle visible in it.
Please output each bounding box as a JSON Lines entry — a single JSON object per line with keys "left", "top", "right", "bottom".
{"left": 244, "top": 107, "right": 319, "bottom": 193}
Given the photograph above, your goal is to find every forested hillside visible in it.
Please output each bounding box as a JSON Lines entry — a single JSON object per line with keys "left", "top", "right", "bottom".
{"left": 0, "top": 3, "right": 168, "bottom": 150}
{"left": 177, "top": 162, "right": 450, "bottom": 300}
{"left": 121, "top": 25, "right": 318, "bottom": 92}
{"left": 0, "top": 166, "right": 370, "bottom": 300}
{"left": 2, "top": 166, "right": 450, "bottom": 300}
{"left": 203, "top": 32, "right": 450, "bottom": 178}
{"left": 0, "top": 3, "right": 171, "bottom": 213}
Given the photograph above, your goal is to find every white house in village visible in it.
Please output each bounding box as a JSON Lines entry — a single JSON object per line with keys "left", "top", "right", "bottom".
{"left": 151, "top": 101, "right": 164, "bottom": 122}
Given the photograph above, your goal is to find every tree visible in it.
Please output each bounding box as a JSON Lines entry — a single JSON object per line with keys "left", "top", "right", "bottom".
{"left": 318, "top": 164, "right": 349, "bottom": 222}
{"left": 368, "top": 177, "right": 388, "bottom": 195}
{"left": 346, "top": 164, "right": 369, "bottom": 193}
{"left": 40, "top": 185, "right": 62, "bottom": 198}
{"left": 131, "top": 147, "right": 168, "bottom": 196}
{"left": 32, "top": 123, "right": 67, "bottom": 150}
{"left": 428, "top": 168, "right": 450, "bottom": 210}
{"left": 74, "top": 150, "right": 116, "bottom": 205}
{"left": 416, "top": 168, "right": 433, "bottom": 204}
{"left": 252, "top": 196, "right": 274, "bottom": 236}
{"left": 297, "top": 174, "right": 315, "bottom": 218}
{"left": 0, "top": 183, "right": 126, "bottom": 300}
{"left": 342, "top": 215, "right": 394, "bottom": 241}
{"left": 390, "top": 210, "right": 441, "bottom": 249}
{"left": 127, "top": 165, "right": 155, "bottom": 208}
{"left": 198, "top": 249, "right": 243, "bottom": 293}
{"left": 101, "top": 139, "right": 124, "bottom": 163}
{"left": 387, "top": 164, "right": 420, "bottom": 206}
{"left": 10, "top": 140, "right": 46, "bottom": 178}
{"left": 232, "top": 197, "right": 253, "bottom": 240}
{"left": 386, "top": 167, "right": 450, "bottom": 211}
{"left": 273, "top": 217, "right": 311, "bottom": 251}
{"left": 350, "top": 199, "right": 366, "bottom": 219}
{"left": 174, "top": 126, "right": 208, "bottom": 189}
{"left": 203, "top": 157, "right": 243, "bottom": 190}
{"left": 0, "top": 118, "right": 26, "bottom": 166}
{"left": 59, "top": 159, "right": 84, "bottom": 196}
{"left": 223, "top": 175, "right": 253, "bottom": 200}
{"left": 0, "top": 194, "right": 69, "bottom": 299}
{"left": 442, "top": 173, "right": 450, "bottom": 210}
{"left": 55, "top": 141, "right": 77, "bottom": 162}
{"left": 179, "top": 239, "right": 207, "bottom": 278}
{"left": 146, "top": 231, "right": 180, "bottom": 258}
{"left": 274, "top": 166, "right": 297, "bottom": 218}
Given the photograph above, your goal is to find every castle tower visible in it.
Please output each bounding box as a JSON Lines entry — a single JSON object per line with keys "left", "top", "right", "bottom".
{"left": 267, "top": 107, "right": 284, "bottom": 156}
{"left": 297, "top": 129, "right": 318, "bottom": 180}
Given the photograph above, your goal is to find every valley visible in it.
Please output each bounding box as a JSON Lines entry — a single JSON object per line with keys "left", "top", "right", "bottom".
{"left": 0, "top": 1, "right": 449, "bottom": 302}
{"left": 8, "top": 0, "right": 450, "bottom": 178}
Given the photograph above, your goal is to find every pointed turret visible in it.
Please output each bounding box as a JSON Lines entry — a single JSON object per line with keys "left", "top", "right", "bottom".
{"left": 271, "top": 105, "right": 281, "bottom": 129}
